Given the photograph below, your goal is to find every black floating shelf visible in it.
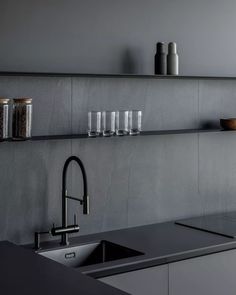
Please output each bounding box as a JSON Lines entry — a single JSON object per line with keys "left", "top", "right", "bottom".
{"left": 2, "top": 129, "right": 233, "bottom": 143}
{"left": 1, "top": 71, "right": 236, "bottom": 80}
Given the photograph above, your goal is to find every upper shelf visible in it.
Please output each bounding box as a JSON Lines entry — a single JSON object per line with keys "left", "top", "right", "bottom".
{"left": 1, "top": 71, "right": 236, "bottom": 80}
{"left": 3, "top": 129, "right": 234, "bottom": 143}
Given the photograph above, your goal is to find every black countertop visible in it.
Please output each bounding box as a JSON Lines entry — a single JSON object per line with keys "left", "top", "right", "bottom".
{"left": 0, "top": 241, "right": 128, "bottom": 295}
{"left": 51, "top": 221, "right": 236, "bottom": 278}
{"left": 2, "top": 220, "right": 236, "bottom": 294}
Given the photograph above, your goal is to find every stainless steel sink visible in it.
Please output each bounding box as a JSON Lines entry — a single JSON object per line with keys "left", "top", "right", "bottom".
{"left": 38, "top": 240, "right": 143, "bottom": 268}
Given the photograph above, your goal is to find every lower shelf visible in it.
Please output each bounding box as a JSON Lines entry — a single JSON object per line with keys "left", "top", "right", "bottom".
{"left": 1, "top": 128, "right": 233, "bottom": 143}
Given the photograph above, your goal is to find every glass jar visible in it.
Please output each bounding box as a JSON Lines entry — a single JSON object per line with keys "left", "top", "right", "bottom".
{"left": 0, "top": 98, "right": 10, "bottom": 140}
{"left": 12, "top": 98, "right": 32, "bottom": 140}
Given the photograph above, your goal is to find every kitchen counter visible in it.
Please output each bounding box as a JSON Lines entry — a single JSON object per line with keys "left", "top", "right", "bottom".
{"left": 2, "top": 220, "right": 236, "bottom": 294}
{"left": 38, "top": 221, "right": 236, "bottom": 278}
{"left": 0, "top": 241, "right": 128, "bottom": 295}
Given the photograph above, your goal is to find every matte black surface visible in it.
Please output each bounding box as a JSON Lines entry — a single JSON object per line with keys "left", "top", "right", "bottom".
{"left": 0, "top": 241, "right": 128, "bottom": 295}
{"left": 79, "top": 241, "right": 143, "bottom": 267}
{"left": 176, "top": 212, "right": 236, "bottom": 238}
{"left": 2, "top": 71, "right": 236, "bottom": 80}
{"left": 15, "top": 129, "right": 236, "bottom": 141}
{"left": 0, "top": 129, "right": 234, "bottom": 143}
{"left": 4, "top": 220, "right": 236, "bottom": 294}
{"left": 60, "top": 155, "right": 88, "bottom": 245}
{"left": 39, "top": 240, "right": 143, "bottom": 268}
{"left": 33, "top": 221, "right": 236, "bottom": 278}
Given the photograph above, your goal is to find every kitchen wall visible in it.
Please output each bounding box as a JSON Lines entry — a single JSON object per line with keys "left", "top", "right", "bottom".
{"left": 1, "top": 0, "right": 236, "bottom": 245}
{"left": 1, "top": 76, "right": 236, "bottom": 244}
{"left": 1, "top": 0, "right": 236, "bottom": 76}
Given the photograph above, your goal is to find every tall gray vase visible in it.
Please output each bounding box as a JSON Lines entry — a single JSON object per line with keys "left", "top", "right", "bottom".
{"left": 167, "top": 42, "right": 179, "bottom": 75}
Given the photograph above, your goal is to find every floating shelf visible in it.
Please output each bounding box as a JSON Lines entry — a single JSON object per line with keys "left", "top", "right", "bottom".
{"left": 2, "top": 129, "right": 232, "bottom": 143}
{"left": 0, "top": 71, "right": 236, "bottom": 80}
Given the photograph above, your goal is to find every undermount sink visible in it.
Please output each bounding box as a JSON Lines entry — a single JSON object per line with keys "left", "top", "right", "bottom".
{"left": 38, "top": 240, "right": 143, "bottom": 268}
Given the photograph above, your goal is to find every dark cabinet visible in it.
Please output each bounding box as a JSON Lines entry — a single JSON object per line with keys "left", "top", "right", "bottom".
{"left": 99, "top": 265, "right": 168, "bottom": 295}
{"left": 169, "top": 249, "right": 236, "bottom": 295}
{"left": 99, "top": 249, "right": 236, "bottom": 295}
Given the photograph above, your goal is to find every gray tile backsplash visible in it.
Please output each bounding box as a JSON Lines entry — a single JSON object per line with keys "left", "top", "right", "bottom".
{"left": 0, "top": 76, "right": 72, "bottom": 136}
{"left": 199, "top": 80, "right": 236, "bottom": 129}
{"left": 144, "top": 79, "right": 199, "bottom": 130}
{"left": 0, "top": 140, "right": 71, "bottom": 244}
{"left": 0, "top": 76, "right": 236, "bottom": 244}
{"left": 71, "top": 78, "right": 199, "bottom": 133}
{"left": 199, "top": 132, "right": 236, "bottom": 215}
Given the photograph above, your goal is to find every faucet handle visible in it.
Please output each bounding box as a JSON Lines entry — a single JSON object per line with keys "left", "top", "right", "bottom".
{"left": 83, "top": 195, "right": 90, "bottom": 215}
{"left": 34, "top": 230, "right": 51, "bottom": 250}
{"left": 74, "top": 214, "right": 77, "bottom": 225}
{"left": 34, "top": 232, "right": 41, "bottom": 250}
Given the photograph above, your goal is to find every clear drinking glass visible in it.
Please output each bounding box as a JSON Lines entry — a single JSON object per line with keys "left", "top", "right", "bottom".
{"left": 115, "top": 110, "right": 129, "bottom": 136}
{"left": 129, "top": 110, "right": 142, "bottom": 135}
{"left": 102, "top": 111, "right": 115, "bottom": 137}
{"left": 88, "top": 111, "right": 101, "bottom": 137}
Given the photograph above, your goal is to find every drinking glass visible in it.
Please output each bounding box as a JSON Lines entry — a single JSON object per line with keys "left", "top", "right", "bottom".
{"left": 129, "top": 110, "right": 142, "bottom": 135}
{"left": 102, "top": 111, "right": 115, "bottom": 137}
{"left": 88, "top": 111, "right": 101, "bottom": 137}
{"left": 115, "top": 110, "right": 129, "bottom": 136}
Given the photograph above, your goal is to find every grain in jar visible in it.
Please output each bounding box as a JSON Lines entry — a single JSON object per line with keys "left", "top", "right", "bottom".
{"left": 12, "top": 98, "right": 32, "bottom": 140}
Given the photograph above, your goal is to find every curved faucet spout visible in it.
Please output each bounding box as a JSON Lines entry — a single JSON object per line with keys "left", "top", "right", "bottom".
{"left": 62, "top": 155, "right": 88, "bottom": 202}
{"left": 61, "top": 155, "right": 89, "bottom": 246}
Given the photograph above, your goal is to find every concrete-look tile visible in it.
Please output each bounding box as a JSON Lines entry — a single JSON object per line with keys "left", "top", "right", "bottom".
{"left": 199, "top": 79, "right": 236, "bottom": 129}
{"left": 72, "top": 78, "right": 198, "bottom": 134}
{"left": 127, "top": 135, "right": 200, "bottom": 227}
{"left": 199, "top": 133, "right": 236, "bottom": 215}
{"left": 0, "top": 140, "right": 71, "bottom": 244}
{"left": 144, "top": 79, "right": 199, "bottom": 131}
{"left": 70, "top": 137, "right": 137, "bottom": 235}
{"left": 0, "top": 143, "right": 15, "bottom": 240}
{"left": 3, "top": 75, "right": 236, "bottom": 245}
{"left": 69, "top": 133, "right": 200, "bottom": 234}
{"left": 0, "top": 76, "right": 72, "bottom": 136}
{"left": 72, "top": 77, "right": 148, "bottom": 134}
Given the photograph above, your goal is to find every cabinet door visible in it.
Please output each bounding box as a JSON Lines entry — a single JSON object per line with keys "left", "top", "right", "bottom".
{"left": 99, "top": 265, "right": 168, "bottom": 295}
{"left": 169, "top": 249, "right": 236, "bottom": 295}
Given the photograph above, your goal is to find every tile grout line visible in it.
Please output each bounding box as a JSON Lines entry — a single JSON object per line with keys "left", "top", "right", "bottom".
{"left": 70, "top": 77, "right": 73, "bottom": 155}
{"left": 197, "top": 79, "right": 200, "bottom": 196}
{"left": 197, "top": 79, "right": 204, "bottom": 215}
{"left": 126, "top": 141, "right": 134, "bottom": 227}
{"left": 70, "top": 78, "right": 73, "bottom": 202}
{"left": 168, "top": 264, "right": 170, "bottom": 295}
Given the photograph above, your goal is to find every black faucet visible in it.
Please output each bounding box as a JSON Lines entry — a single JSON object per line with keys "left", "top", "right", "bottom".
{"left": 34, "top": 156, "right": 89, "bottom": 249}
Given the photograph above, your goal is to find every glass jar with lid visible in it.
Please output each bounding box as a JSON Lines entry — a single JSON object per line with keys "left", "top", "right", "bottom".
{"left": 0, "top": 98, "right": 10, "bottom": 140}
{"left": 12, "top": 98, "right": 32, "bottom": 140}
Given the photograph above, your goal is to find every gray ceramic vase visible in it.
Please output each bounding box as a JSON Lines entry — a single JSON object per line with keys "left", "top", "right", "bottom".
{"left": 167, "top": 42, "right": 179, "bottom": 75}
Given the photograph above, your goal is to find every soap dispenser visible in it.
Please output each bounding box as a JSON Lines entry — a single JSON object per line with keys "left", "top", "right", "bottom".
{"left": 154, "top": 42, "right": 166, "bottom": 75}
{"left": 167, "top": 42, "right": 179, "bottom": 75}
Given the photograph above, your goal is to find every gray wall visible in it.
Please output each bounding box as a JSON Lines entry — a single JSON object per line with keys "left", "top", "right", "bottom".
{"left": 1, "top": 0, "right": 236, "bottom": 76}
{"left": 1, "top": 75, "right": 236, "bottom": 244}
